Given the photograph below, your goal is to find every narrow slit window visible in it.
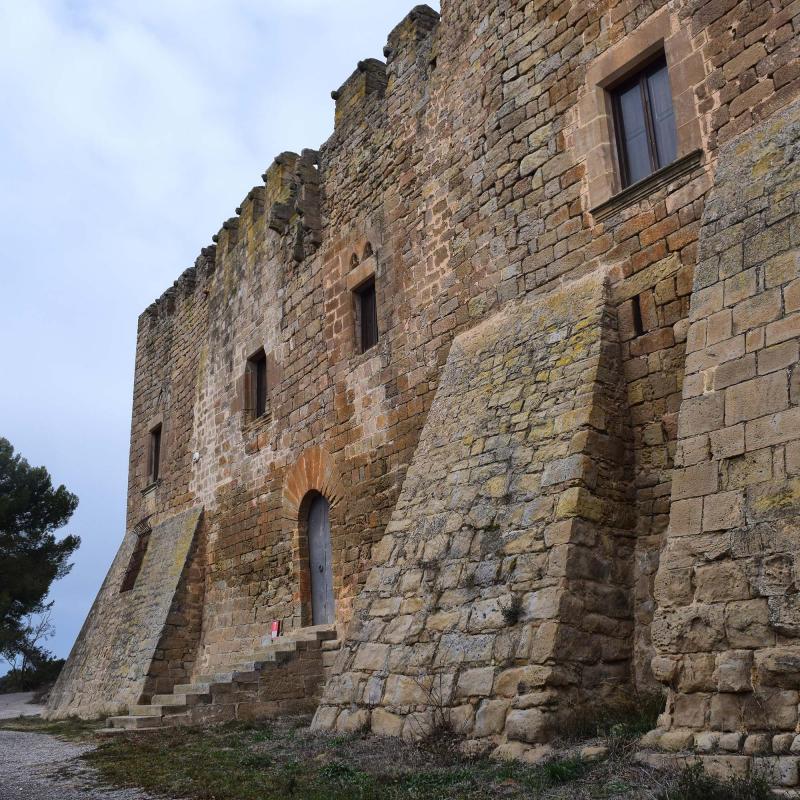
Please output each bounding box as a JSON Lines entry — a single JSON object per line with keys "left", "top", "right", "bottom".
{"left": 121, "top": 528, "right": 151, "bottom": 593}
{"left": 356, "top": 278, "right": 378, "bottom": 353}
{"left": 611, "top": 56, "right": 677, "bottom": 188}
{"left": 247, "top": 349, "right": 268, "bottom": 419}
{"left": 632, "top": 294, "right": 645, "bottom": 337}
{"left": 148, "top": 424, "right": 162, "bottom": 484}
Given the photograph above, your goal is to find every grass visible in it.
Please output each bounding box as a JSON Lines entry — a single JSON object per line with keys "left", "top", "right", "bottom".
{"left": 1, "top": 706, "right": 781, "bottom": 799}
{"left": 0, "top": 714, "right": 103, "bottom": 740}
{"left": 657, "top": 763, "right": 775, "bottom": 800}
{"left": 557, "top": 691, "right": 666, "bottom": 745}
{"left": 79, "top": 719, "right": 611, "bottom": 800}
{"left": 79, "top": 716, "right": 781, "bottom": 800}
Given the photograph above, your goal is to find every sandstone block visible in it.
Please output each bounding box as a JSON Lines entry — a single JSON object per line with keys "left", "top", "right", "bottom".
{"left": 695, "top": 560, "right": 749, "bottom": 601}
{"left": 695, "top": 732, "right": 719, "bottom": 752}
{"left": 673, "top": 693, "right": 709, "bottom": 728}
{"left": 755, "top": 648, "right": 800, "bottom": 688}
{"left": 660, "top": 729, "right": 695, "bottom": 751}
{"left": 719, "top": 732, "right": 744, "bottom": 752}
{"left": 753, "top": 756, "right": 800, "bottom": 787}
{"left": 490, "top": 741, "right": 530, "bottom": 761}
{"left": 671, "top": 462, "right": 718, "bottom": 500}
{"left": 474, "top": 699, "right": 510, "bottom": 737}
{"left": 726, "top": 372, "right": 788, "bottom": 426}
{"left": 668, "top": 498, "right": 702, "bottom": 536}
{"left": 744, "top": 734, "right": 772, "bottom": 755}
{"left": 522, "top": 744, "right": 554, "bottom": 764}
{"left": 383, "top": 674, "right": 437, "bottom": 707}
{"left": 505, "top": 708, "right": 550, "bottom": 744}
{"left": 701, "top": 755, "right": 751, "bottom": 780}
{"left": 701, "top": 492, "right": 745, "bottom": 532}
{"left": 580, "top": 745, "right": 608, "bottom": 762}
{"left": 371, "top": 708, "right": 404, "bottom": 737}
{"left": 678, "top": 393, "right": 725, "bottom": 438}
{"left": 710, "top": 694, "right": 743, "bottom": 732}
{"left": 311, "top": 706, "right": 339, "bottom": 731}
{"left": 725, "top": 599, "right": 773, "bottom": 648}
{"left": 456, "top": 667, "right": 495, "bottom": 699}
{"left": 448, "top": 704, "right": 475, "bottom": 735}
{"left": 336, "top": 708, "right": 370, "bottom": 734}
{"left": 715, "top": 650, "right": 753, "bottom": 693}
{"left": 651, "top": 655, "right": 680, "bottom": 684}
{"left": 353, "top": 643, "right": 390, "bottom": 672}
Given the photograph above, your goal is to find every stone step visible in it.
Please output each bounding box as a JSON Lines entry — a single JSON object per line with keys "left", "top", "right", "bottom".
{"left": 259, "top": 624, "right": 337, "bottom": 648}
{"left": 129, "top": 704, "right": 180, "bottom": 717}
{"left": 151, "top": 692, "right": 211, "bottom": 707}
{"left": 108, "top": 715, "right": 168, "bottom": 730}
{"left": 195, "top": 672, "right": 235, "bottom": 684}
{"left": 97, "top": 725, "right": 176, "bottom": 736}
{"left": 173, "top": 682, "right": 210, "bottom": 695}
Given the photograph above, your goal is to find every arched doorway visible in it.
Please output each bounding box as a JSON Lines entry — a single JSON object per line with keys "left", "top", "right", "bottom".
{"left": 307, "top": 493, "right": 334, "bottom": 625}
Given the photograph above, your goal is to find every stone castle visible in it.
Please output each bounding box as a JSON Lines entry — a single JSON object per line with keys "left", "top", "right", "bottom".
{"left": 48, "top": 0, "right": 800, "bottom": 785}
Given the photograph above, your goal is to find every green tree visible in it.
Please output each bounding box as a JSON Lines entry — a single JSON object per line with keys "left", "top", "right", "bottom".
{"left": 0, "top": 437, "right": 79, "bottom": 666}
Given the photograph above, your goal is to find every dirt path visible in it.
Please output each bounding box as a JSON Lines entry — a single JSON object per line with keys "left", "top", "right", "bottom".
{"left": 0, "top": 729, "right": 160, "bottom": 800}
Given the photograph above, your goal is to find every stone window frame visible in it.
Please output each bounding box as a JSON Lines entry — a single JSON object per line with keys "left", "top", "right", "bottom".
{"left": 346, "top": 245, "right": 380, "bottom": 358}
{"left": 236, "top": 338, "right": 278, "bottom": 437}
{"left": 142, "top": 414, "right": 164, "bottom": 493}
{"left": 577, "top": 6, "right": 705, "bottom": 214}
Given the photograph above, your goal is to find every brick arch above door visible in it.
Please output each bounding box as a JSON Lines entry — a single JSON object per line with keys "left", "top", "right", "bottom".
{"left": 281, "top": 446, "right": 347, "bottom": 627}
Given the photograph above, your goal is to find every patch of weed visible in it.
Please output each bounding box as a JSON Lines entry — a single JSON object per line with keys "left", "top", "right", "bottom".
{"left": 0, "top": 714, "right": 101, "bottom": 741}
{"left": 500, "top": 593, "right": 523, "bottom": 626}
{"left": 658, "top": 763, "right": 776, "bottom": 800}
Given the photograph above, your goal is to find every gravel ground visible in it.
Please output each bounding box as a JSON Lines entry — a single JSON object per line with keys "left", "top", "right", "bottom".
{"left": 0, "top": 730, "right": 162, "bottom": 800}
{"left": 0, "top": 693, "right": 43, "bottom": 720}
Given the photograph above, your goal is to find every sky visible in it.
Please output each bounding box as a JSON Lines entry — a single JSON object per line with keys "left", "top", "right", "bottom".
{"left": 0, "top": 0, "right": 440, "bottom": 668}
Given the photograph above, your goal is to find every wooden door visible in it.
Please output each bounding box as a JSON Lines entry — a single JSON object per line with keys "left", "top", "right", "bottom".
{"left": 308, "top": 494, "right": 334, "bottom": 625}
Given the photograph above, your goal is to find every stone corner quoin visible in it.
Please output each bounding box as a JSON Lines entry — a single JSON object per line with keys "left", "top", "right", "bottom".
{"left": 46, "top": 0, "right": 800, "bottom": 786}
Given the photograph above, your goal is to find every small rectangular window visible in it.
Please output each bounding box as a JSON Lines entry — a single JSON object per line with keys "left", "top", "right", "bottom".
{"left": 247, "top": 349, "right": 268, "bottom": 419}
{"left": 611, "top": 57, "right": 677, "bottom": 188}
{"left": 148, "top": 424, "right": 162, "bottom": 484}
{"left": 356, "top": 278, "right": 378, "bottom": 353}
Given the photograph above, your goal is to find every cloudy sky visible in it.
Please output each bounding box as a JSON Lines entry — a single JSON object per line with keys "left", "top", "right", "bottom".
{"left": 0, "top": 0, "right": 440, "bottom": 666}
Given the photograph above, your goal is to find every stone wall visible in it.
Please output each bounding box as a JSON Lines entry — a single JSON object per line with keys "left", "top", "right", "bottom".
{"left": 312, "top": 272, "right": 637, "bottom": 754}
{"left": 648, "top": 98, "right": 800, "bottom": 784}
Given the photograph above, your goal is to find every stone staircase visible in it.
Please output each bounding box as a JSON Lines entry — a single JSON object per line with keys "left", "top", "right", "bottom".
{"left": 100, "top": 624, "right": 339, "bottom": 734}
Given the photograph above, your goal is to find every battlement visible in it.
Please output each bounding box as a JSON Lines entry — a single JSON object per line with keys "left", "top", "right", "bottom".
{"left": 331, "top": 59, "right": 388, "bottom": 134}
{"left": 138, "top": 4, "right": 444, "bottom": 332}
{"left": 384, "top": 4, "right": 439, "bottom": 64}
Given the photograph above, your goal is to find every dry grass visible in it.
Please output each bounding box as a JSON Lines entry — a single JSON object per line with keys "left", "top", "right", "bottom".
{"left": 0, "top": 713, "right": 103, "bottom": 740}
{"left": 1, "top": 709, "right": 779, "bottom": 799}
{"left": 81, "top": 716, "right": 778, "bottom": 800}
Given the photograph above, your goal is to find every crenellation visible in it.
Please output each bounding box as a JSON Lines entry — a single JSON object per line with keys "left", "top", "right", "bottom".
{"left": 385, "top": 5, "right": 440, "bottom": 66}
{"left": 331, "top": 58, "right": 388, "bottom": 134}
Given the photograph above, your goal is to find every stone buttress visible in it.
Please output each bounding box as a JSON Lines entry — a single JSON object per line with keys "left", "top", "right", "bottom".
{"left": 312, "top": 271, "right": 637, "bottom": 753}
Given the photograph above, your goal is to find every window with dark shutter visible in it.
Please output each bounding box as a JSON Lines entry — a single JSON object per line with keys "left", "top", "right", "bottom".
{"left": 247, "top": 349, "right": 268, "bottom": 419}
{"left": 611, "top": 56, "right": 677, "bottom": 188}
{"left": 148, "top": 424, "right": 162, "bottom": 484}
{"left": 356, "top": 278, "right": 378, "bottom": 353}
